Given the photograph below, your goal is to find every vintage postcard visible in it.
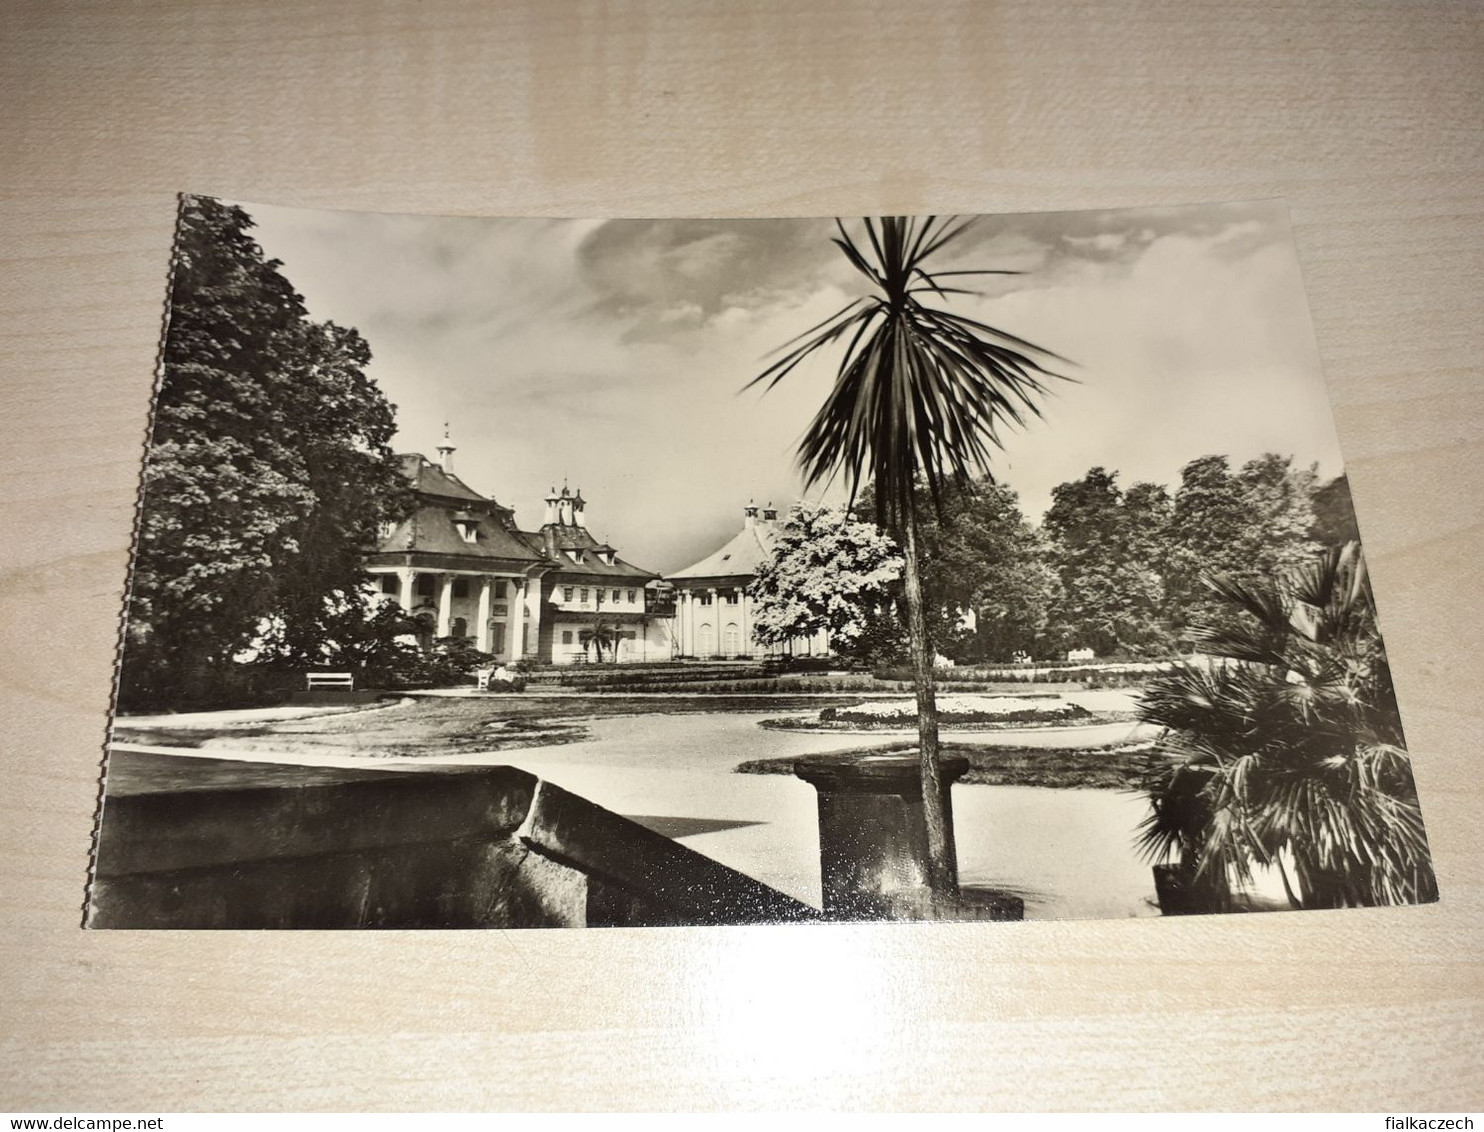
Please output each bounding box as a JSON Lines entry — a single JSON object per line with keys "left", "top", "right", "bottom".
{"left": 87, "top": 198, "right": 1437, "bottom": 928}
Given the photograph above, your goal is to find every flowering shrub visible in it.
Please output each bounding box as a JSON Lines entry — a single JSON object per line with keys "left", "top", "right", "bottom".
{"left": 819, "top": 695, "right": 1089, "bottom": 726}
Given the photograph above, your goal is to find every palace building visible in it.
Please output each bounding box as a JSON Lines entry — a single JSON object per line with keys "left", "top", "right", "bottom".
{"left": 365, "top": 437, "right": 672, "bottom": 665}
{"left": 667, "top": 502, "right": 830, "bottom": 659}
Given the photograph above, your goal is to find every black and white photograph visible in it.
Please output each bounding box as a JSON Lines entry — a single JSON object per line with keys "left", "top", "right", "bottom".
{"left": 88, "top": 195, "right": 1438, "bottom": 928}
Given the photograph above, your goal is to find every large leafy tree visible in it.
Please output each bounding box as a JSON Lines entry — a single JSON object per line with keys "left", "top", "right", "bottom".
{"left": 120, "top": 195, "right": 411, "bottom": 708}
{"left": 1310, "top": 472, "right": 1361, "bottom": 549}
{"left": 748, "top": 216, "right": 1064, "bottom": 895}
{"left": 748, "top": 503, "right": 904, "bottom": 659}
{"left": 889, "top": 478, "right": 1057, "bottom": 663}
{"left": 1164, "top": 454, "right": 1318, "bottom": 633}
{"left": 1137, "top": 543, "right": 1436, "bottom": 910}
{"left": 1041, "top": 468, "right": 1170, "bottom": 656}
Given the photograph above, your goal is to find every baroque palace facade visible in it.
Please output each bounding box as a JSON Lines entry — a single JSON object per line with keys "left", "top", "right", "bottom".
{"left": 366, "top": 436, "right": 829, "bottom": 664}
{"left": 667, "top": 503, "right": 830, "bottom": 659}
{"left": 365, "top": 438, "right": 674, "bottom": 665}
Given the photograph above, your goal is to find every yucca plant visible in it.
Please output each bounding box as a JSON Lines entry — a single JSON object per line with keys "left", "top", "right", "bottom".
{"left": 748, "top": 216, "right": 1066, "bottom": 893}
{"left": 1137, "top": 541, "right": 1437, "bottom": 910}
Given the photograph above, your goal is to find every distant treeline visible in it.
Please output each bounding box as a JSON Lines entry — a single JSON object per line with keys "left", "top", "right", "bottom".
{"left": 904, "top": 455, "right": 1359, "bottom": 664}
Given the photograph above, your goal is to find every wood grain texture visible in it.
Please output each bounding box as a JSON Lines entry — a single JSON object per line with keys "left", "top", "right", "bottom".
{"left": 2, "top": 0, "right": 1481, "bottom": 1112}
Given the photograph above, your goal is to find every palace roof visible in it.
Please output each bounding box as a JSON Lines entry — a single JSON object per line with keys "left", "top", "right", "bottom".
{"left": 378, "top": 504, "right": 545, "bottom": 563}
{"left": 397, "top": 453, "right": 489, "bottom": 504}
{"left": 376, "top": 451, "right": 657, "bottom": 581}
{"left": 668, "top": 517, "right": 776, "bottom": 583}
{"left": 521, "top": 524, "right": 658, "bottom": 582}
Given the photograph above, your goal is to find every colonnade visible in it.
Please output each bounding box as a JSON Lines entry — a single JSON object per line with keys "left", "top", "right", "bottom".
{"left": 673, "top": 585, "right": 752, "bottom": 658}
{"left": 389, "top": 567, "right": 534, "bottom": 660}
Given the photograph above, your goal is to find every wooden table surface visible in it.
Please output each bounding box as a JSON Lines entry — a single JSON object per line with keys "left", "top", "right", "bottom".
{"left": 3, "top": 0, "right": 1481, "bottom": 1112}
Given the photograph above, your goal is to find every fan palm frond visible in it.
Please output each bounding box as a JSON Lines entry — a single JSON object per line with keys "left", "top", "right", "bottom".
{"left": 1136, "top": 540, "right": 1436, "bottom": 910}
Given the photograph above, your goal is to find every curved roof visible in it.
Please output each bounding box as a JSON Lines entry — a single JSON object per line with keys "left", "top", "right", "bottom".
{"left": 668, "top": 521, "right": 776, "bottom": 582}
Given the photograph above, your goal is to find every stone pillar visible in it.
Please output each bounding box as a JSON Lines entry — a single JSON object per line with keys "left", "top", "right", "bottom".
{"left": 397, "top": 567, "right": 415, "bottom": 611}
{"left": 793, "top": 751, "right": 979, "bottom": 920}
{"left": 476, "top": 577, "right": 493, "bottom": 652}
{"left": 436, "top": 575, "right": 453, "bottom": 638}
{"left": 510, "top": 578, "right": 527, "bottom": 661}
{"left": 523, "top": 574, "right": 542, "bottom": 661}
{"left": 739, "top": 587, "right": 750, "bottom": 659}
{"left": 706, "top": 588, "right": 718, "bottom": 657}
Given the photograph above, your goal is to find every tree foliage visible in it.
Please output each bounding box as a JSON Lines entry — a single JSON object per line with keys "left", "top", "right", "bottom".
{"left": 1163, "top": 454, "right": 1318, "bottom": 632}
{"left": 1136, "top": 542, "right": 1435, "bottom": 910}
{"left": 871, "top": 478, "right": 1057, "bottom": 662}
{"left": 1041, "top": 468, "right": 1171, "bottom": 657}
{"left": 119, "top": 195, "right": 412, "bottom": 709}
{"left": 747, "top": 503, "right": 904, "bottom": 660}
{"left": 1030, "top": 454, "right": 1325, "bottom": 658}
{"left": 1310, "top": 473, "right": 1361, "bottom": 549}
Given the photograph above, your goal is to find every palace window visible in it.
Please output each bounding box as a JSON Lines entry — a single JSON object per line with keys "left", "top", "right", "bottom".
{"left": 627, "top": 589, "right": 636, "bottom": 603}
{"left": 700, "top": 592, "right": 714, "bottom": 606}
{"left": 451, "top": 617, "right": 468, "bottom": 638}
{"left": 452, "top": 578, "right": 470, "bottom": 599}
{"left": 561, "top": 631, "right": 573, "bottom": 645}
{"left": 580, "top": 588, "right": 589, "bottom": 603}
{"left": 456, "top": 521, "right": 478, "bottom": 543}
{"left": 379, "top": 575, "right": 398, "bottom": 595}
{"left": 612, "top": 589, "right": 621, "bottom": 603}
{"left": 416, "top": 574, "right": 437, "bottom": 598}
{"left": 725, "top": 590, "right": 739, "bottom": 605}
{"left": 563, "top": 587, "right": 574, "bottom": 602}
{"left": 494, "top": 580, "right": 508, "bottom": 599}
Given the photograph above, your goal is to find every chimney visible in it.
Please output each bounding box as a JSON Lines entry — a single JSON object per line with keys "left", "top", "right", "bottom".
{"left": 762, "top": 502, "right": 778, "bottom": 523}
{"left": 573, "top": 490, "right": 587, "bottom": 528}
{"left": 557, "top": 483, "right": 575, "bottom": 526}
{"left": 435, "top": 424, "right": 456, "bottom": 473}
{"left": 543, "top": 486, "right": 560, "bottom": 526}
{"left": 743, "top": 500, "right": 759, "bottom": 528}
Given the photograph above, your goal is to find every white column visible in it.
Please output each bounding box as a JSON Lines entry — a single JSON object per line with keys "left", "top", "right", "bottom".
{"left": 740, "top": 587, "right": 750, "bottom": 658}
{"left": 510, "top": 577, "right": 527, "bottom": 661}
{"left": 524, "top": 573, "right": 542, "bottom": 660}
{"left": 707, "top": 588, "right": 718, "bottom": 657}
{"left": 436, "top": 574, "right": 453, "bottom": 637}
{"left": 397, "top": 567, "right": 415, "bottom": 610}
{"left": 476, "top": 577, "right": 493, "bottom": 652}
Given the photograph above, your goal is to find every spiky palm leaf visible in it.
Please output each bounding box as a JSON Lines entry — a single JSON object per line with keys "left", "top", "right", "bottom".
{"left": 1137, "top": 542, "right": 1436, "bottom": 910}
{"left": 748, "top": 216, "right": 1067, "bottom": 525}
{"left": 748, "top": 216, "right": 1066, "bottom": 896}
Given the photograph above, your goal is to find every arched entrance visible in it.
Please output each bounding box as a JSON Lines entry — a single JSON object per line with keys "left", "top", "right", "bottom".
{"left": 696, "top": 622, "right": 714, "bottom": 657}
{"left": 723, "top": 622, "right": 741, "bottom": 656}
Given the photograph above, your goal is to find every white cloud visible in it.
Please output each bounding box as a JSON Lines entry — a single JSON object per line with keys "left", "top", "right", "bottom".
{"left": 234, "top": 199, "right": 1342, "bottom": 572}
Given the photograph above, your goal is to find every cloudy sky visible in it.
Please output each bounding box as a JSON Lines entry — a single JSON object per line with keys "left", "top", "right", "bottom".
{"left": 232, "top": 197, "right": 1346, "bottom": 574}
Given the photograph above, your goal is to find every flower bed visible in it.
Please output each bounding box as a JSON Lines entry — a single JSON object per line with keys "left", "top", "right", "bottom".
{"left": 816, "top": 694, "right": 1091, "bottom": 728}
{"left": 736, "top": 739, "right": 1154, "bottom": 789}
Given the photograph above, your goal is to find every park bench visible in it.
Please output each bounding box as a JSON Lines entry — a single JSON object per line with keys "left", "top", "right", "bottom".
{"left": 305, "top": 671, "right": 355, "bottom": 692}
